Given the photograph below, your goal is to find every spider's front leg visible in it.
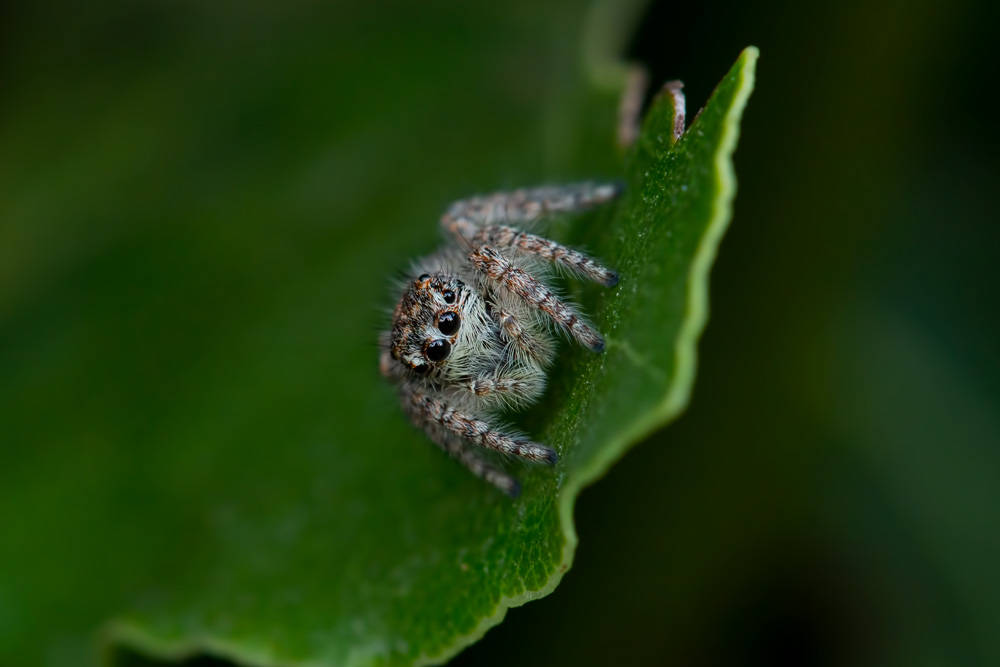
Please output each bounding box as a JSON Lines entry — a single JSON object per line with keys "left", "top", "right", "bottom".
{"left": 471, "top": 224, "right": 619, "bottom": 286}
{"left": 441, "top": 181, "right": 621, "bottom": 240}
{"left": 470, "top": 245, "right": 606, "bottom": 352}
{"left": 400, "top": 386, "right": 557, "bottom": 497}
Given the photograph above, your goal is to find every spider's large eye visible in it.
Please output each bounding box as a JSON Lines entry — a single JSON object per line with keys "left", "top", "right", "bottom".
{"left": 425, "top": 339, "right": 451, "bottom": 362}
{"left": 437, "top": 311, "right": 460, "bottom": 336}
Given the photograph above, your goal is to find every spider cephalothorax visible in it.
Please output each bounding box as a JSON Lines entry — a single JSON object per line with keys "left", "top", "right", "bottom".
{"left": 390, "top": 274, "right": 468, "bottom": 372}
{"left": 380, "top": 182, "right": 621, "bottom": 497}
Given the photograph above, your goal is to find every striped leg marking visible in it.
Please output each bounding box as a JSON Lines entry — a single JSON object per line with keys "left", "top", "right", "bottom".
{"left": 441, "top": 181, "right": 622, "bottom": 239}
{"left": 401, "top": 388, "right": 557, "bottom": 497}
{"left": 470, "top": 245, "right": 605, "bottom": 353}
{"left": 473, "top": 224, "right": 618, "bottom": 286}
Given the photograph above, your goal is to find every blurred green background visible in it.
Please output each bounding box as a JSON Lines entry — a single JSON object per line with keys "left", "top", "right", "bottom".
{"left": 2, "top": 0, "right": 998, "bottom": 666}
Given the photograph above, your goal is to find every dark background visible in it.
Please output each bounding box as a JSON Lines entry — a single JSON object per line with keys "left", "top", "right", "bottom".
{"left": 2, "top": 0, "right": 998, "bottom": 665}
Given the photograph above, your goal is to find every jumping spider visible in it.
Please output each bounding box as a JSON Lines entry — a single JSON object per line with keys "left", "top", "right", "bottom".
{"left": 379, "top": 182, "right": 621, "bottom": 497}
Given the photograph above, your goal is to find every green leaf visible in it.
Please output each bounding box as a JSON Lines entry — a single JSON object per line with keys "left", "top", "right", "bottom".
{"left": 104, "top": 47, "right": 758, "bottom": 666}
{"left": 0, "top": 3, "right": 756, "bottom": 663}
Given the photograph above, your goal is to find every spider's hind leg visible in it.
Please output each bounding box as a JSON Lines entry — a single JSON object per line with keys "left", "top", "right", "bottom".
{"left": 401, "top": 387, "right": 557, "bottom": 497}
{"left": 442, "top": 181, "right": 622, "bottom": 240}
{"left": 442, "top": 434, "right": 521, "bottom": 498}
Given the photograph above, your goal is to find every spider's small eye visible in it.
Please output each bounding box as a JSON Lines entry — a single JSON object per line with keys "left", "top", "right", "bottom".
{"left": 417, "top": 273, "right": 431, "bottom": 284}
{"left": 412, "top": 363, "right": 429, "bottom": 375}
{"left": 442, "top": 289, "right": 456, "bottom": 304}
{"left": 425, "top": 339, "right": 451, "bottom": 362}
{"left": 437, "top": 311, "right": 460, "bottom": 336}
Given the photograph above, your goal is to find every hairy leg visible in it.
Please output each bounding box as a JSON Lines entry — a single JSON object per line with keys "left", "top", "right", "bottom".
{"left": 472, "top": 224, "right": 618, "bottom": 286}
{"left": 660, "top": 80, "right": 687, "bottom": 144}
{"left": 617, "top": 70, "right": 687, "bottom": 148}
{"left": 434, "top": 426, "right": 522, "bottom": 498}
{"left": 402, "top": 388, "right": 556, "bottom": 463}
{"left": 441, "top": 181, "right": 622, "bottom": 240}
{"left": 618, "top": 64, "right": 649, "bottom": 148}
{"left": 470, "top": 245, "right": 605, "bottom": 352}
{"left": 401, "top": 390, "right": 522, "bottom": 496}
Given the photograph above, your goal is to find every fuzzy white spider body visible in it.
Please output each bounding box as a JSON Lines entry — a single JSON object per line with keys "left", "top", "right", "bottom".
{"left": 379, "top": 182, "right": 621, "bottom": 496}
